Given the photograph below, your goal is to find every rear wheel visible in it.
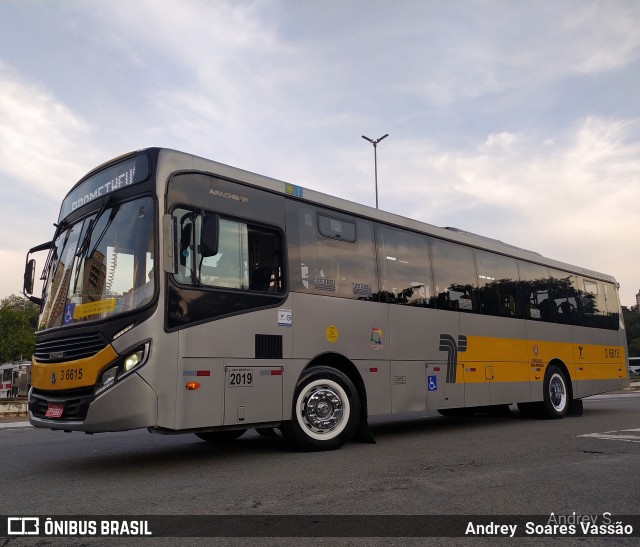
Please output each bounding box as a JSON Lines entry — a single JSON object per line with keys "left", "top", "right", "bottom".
{"left": 195, "top": 429, "right": 247, "bottom": 442}
{"left": 541, "top": 365, "right": 569, "bottom": 419}
{"left": 281, "top": 366, "right": 360, "bottom": 451}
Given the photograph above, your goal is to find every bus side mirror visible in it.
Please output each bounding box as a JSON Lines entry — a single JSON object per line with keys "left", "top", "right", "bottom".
{"left": 200, "top": 213, "right": 219, "bottom": 257}
{"left": 23, "top": 258, "right": 42, "bottom": 306}
{"left": 24, "top": 259, "right": 36, "bottom": 295}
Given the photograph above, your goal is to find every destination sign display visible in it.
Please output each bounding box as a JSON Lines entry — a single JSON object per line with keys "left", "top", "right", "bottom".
{"left": 59, "top": 154, "right": 150, "bottom": 220}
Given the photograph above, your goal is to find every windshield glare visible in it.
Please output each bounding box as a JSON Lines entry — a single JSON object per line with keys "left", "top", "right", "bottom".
{"left": 38, "top": 197, "right": 155, "bottom": 331}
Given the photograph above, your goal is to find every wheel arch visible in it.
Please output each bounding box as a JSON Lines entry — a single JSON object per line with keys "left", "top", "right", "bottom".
{"left": 302, "top": 352, "right": 369, "bottom": 420}
{"left": 547, "top": 358, "right": 574, "bottom": 401}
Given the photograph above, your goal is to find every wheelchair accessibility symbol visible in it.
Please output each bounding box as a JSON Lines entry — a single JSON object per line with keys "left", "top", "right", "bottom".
{"left": 63, "top": 303, "right": 75, "bottom": 325}
{"left": 427, "top": 375, "right": 437, "bottom": 391}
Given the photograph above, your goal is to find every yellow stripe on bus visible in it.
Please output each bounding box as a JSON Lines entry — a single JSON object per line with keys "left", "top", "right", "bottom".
{"left": 31, "top": 345, "right": 119, "bottom": 390}
{"left": 454, "top": 336, "right": 624, "bottom": 384}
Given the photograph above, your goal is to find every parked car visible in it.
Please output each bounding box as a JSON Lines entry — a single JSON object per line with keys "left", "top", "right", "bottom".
{"left": 629, "top": 357, "right": 640, "bottom": 376}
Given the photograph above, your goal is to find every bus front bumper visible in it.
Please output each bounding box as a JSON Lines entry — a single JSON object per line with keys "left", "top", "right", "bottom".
{"left": 29, "top": 372, "right": 158, "bottom": 433}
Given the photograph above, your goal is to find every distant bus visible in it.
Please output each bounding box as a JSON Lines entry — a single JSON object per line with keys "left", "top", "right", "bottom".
{"left": 23, "top": 148, "right": 629, "bottom": 450}
{"left": 0, "top": 362, "right": 31, "bottom": 398}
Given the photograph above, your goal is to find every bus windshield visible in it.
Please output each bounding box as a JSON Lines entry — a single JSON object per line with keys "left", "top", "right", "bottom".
{"left": 38, "top": 196, "right": 155, "bottom": 331}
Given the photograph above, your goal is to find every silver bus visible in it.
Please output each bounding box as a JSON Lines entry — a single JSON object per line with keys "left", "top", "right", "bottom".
{"left": 23, "top": 148, "right": 629, "bottom": 450}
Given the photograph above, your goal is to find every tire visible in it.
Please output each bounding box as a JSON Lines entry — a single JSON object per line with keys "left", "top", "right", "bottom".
{"left": 281, "top": 366, "right": 360, "bottom": 451}
{"left": 195, "top": 429, "right": 247, "bottom": 442}
{"left": 541, "top": 365, "right": 569, "bottom": 419}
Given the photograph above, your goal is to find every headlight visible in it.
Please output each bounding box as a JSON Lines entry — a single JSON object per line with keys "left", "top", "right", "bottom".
{"left": 95, "top": 342, "right": 151, "bottom": 395}
{"left": 124, "top": 349, "right": 145, "bottom": 372}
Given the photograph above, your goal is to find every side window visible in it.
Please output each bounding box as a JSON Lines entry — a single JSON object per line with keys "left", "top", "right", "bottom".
{"left": 603, "top": 282, "right": 620, "bottom": 331}
{"left": 376, "top": 225, "right": 432, "bottom": 306}
{"left": 579, "top": 277, "right": 608, "bottom": 329}
{"left": 285, "top": 202, "right": 377, "bottom": 299}
{"left": 172, "top": 207, "right": 284, "bottom": 293}
{"left": 550, "top": 270, "right": 582, "bottom": 326}
{"left": 475, "top": 250, "right": 522, "bottom": 318}
{"left": 174, "top": 207, "right": 196, "bottom": 284}
{"left": 518, "top": 261, "right": 554, "bottom": 322}
{"left": 431, "top": 239, "right": 478, "bottom": 313}
{"left": 201, "top": 219, "right": 249, "bottom": 289}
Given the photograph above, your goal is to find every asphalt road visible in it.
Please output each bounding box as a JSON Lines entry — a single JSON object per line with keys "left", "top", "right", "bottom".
{"left": 1, "top": 393, "right": 639, "bottom": 545}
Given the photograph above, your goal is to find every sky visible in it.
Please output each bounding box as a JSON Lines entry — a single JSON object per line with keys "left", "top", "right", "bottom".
{"left": 1, "top": 0, "right": 639, "bottom": 306}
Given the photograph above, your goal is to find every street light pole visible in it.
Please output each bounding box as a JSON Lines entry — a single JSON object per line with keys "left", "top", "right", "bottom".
{"left": 362, "top": 133, "right": 388, "bottom": 209}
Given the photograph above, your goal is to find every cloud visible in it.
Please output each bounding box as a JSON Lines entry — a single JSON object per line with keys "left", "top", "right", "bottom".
{"left": 368, "top": 115, "right": 640, "bottom": 303}
{"left": 0, "top": 62, "right": 94, "bottom": 201}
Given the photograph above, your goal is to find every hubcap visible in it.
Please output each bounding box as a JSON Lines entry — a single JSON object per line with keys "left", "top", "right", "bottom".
{"left": 549, "top": 373, "right": 566, "bottom": 412}
{"left": 303, "top": 387, "right": 344, "bottom": 433}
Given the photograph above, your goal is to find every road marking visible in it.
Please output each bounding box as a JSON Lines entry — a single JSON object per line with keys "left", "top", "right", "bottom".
{"left": 578, "top": 428, "right": 640, "bottom": 443}
{"left": 586, "top": 393, "right": 640, "bottom": 400}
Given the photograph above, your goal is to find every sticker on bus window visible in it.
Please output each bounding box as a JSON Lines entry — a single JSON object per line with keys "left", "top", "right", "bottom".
{"left": 63, "top": 304, "right": 75, "bottom": 325}
{"left": 73, "top": 298, "right": 116, "bottom": 319}
{"left": 314, "top": 278, "right": 336, "bottom": 291}
{"left": 353, "top": 283, "right": 372, "bottom": 297}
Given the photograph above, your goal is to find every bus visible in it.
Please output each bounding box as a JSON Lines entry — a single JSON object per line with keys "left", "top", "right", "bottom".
{"left": 23, "top": 148, "right": 629, "bottom": 450}
{"left": 0, "top": 362, "right": 31, "bottom": 398}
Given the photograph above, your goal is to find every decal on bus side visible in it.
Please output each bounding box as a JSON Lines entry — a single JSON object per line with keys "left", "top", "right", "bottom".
{"left": 439, "top": 334, "right": 468, "bottom": 383}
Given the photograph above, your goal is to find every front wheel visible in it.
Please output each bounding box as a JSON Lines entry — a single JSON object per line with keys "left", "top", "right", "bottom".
{"left": 281, "top": 366, "right": 360, "bottom": 451}
{"left": 542, "top": 365, "right": 569, "bottom": 419}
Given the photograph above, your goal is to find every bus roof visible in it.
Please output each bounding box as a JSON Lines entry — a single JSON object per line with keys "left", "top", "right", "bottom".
{"left": 88, "top": 147, "right": 619, "bottom": 285}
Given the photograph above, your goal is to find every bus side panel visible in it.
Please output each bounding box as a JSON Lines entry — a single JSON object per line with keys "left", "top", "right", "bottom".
{"left": 177, "top": 357, "right": 224, "bottom": 429}
{"left": 291, "top": 292, "right": 391, "bottom": 415}
{"left": 177, "top": 304, "right": 295, "bottom": 429}
{"left": 222, "top": 359, "right": 283, "bottom": 426}
{"left": 388, "top": 306, "right": 464, "bottom": 411}
{"left": 524, "top": 321, "right": 571, "bottom": 402}
{"left": 571, "top": 327, "right": 625, "bottom": 398}
{"left": 355, "top": 360, "right": 392, "bottom": 416}
{"left": 460, "top": 313, "right": 529, "bottom": 407}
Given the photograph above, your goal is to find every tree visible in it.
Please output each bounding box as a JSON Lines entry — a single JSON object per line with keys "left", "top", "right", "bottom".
{"left": 622, "top": 306, "right": 640, "bottom": 357}
{"left": 0, "top": 295, "right": 39, "bottom": 363}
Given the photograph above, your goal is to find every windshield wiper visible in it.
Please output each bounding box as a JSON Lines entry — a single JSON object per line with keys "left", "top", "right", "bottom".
{"left": 72, "top": 197, "right": 118, "bottom": 295}
{"left": 41, "top": 219, "right": 68, "bottom": 282}
{"left": 87, "top": 201, "right": 121, "bottom": 260}
{"left": 76, "top": 196, "right": 113, "bottom": 259}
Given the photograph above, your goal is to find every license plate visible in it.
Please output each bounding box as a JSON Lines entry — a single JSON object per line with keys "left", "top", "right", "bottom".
{"left": 227, "top": 368, "right": 253, "bottom": 388}
{"left": 45, "top": 402, "right": 64, "bottom": 419}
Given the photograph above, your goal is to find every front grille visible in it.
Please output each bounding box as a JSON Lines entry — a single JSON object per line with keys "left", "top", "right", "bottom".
{"left": 34, "top": 333, "right": 108, "bottom": 363}
{"left": 29, "top": 391, "right": 92, "bottom": 421}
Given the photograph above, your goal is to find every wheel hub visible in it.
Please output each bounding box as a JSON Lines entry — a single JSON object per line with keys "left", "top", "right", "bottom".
{"left": 303, "top": 387, "right": 343, "bottom": 432}
{"left": 549, "top": 375, "right": 566, "bottom": 411}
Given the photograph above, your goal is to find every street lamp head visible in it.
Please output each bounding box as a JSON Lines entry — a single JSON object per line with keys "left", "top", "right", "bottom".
{"left": 362, "top": 134, "right": 389, "bottom": 145}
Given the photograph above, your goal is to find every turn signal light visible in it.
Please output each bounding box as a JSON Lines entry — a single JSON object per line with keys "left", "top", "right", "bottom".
{"left": 186, "top": 382, "right": 201, "bottom": 391}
